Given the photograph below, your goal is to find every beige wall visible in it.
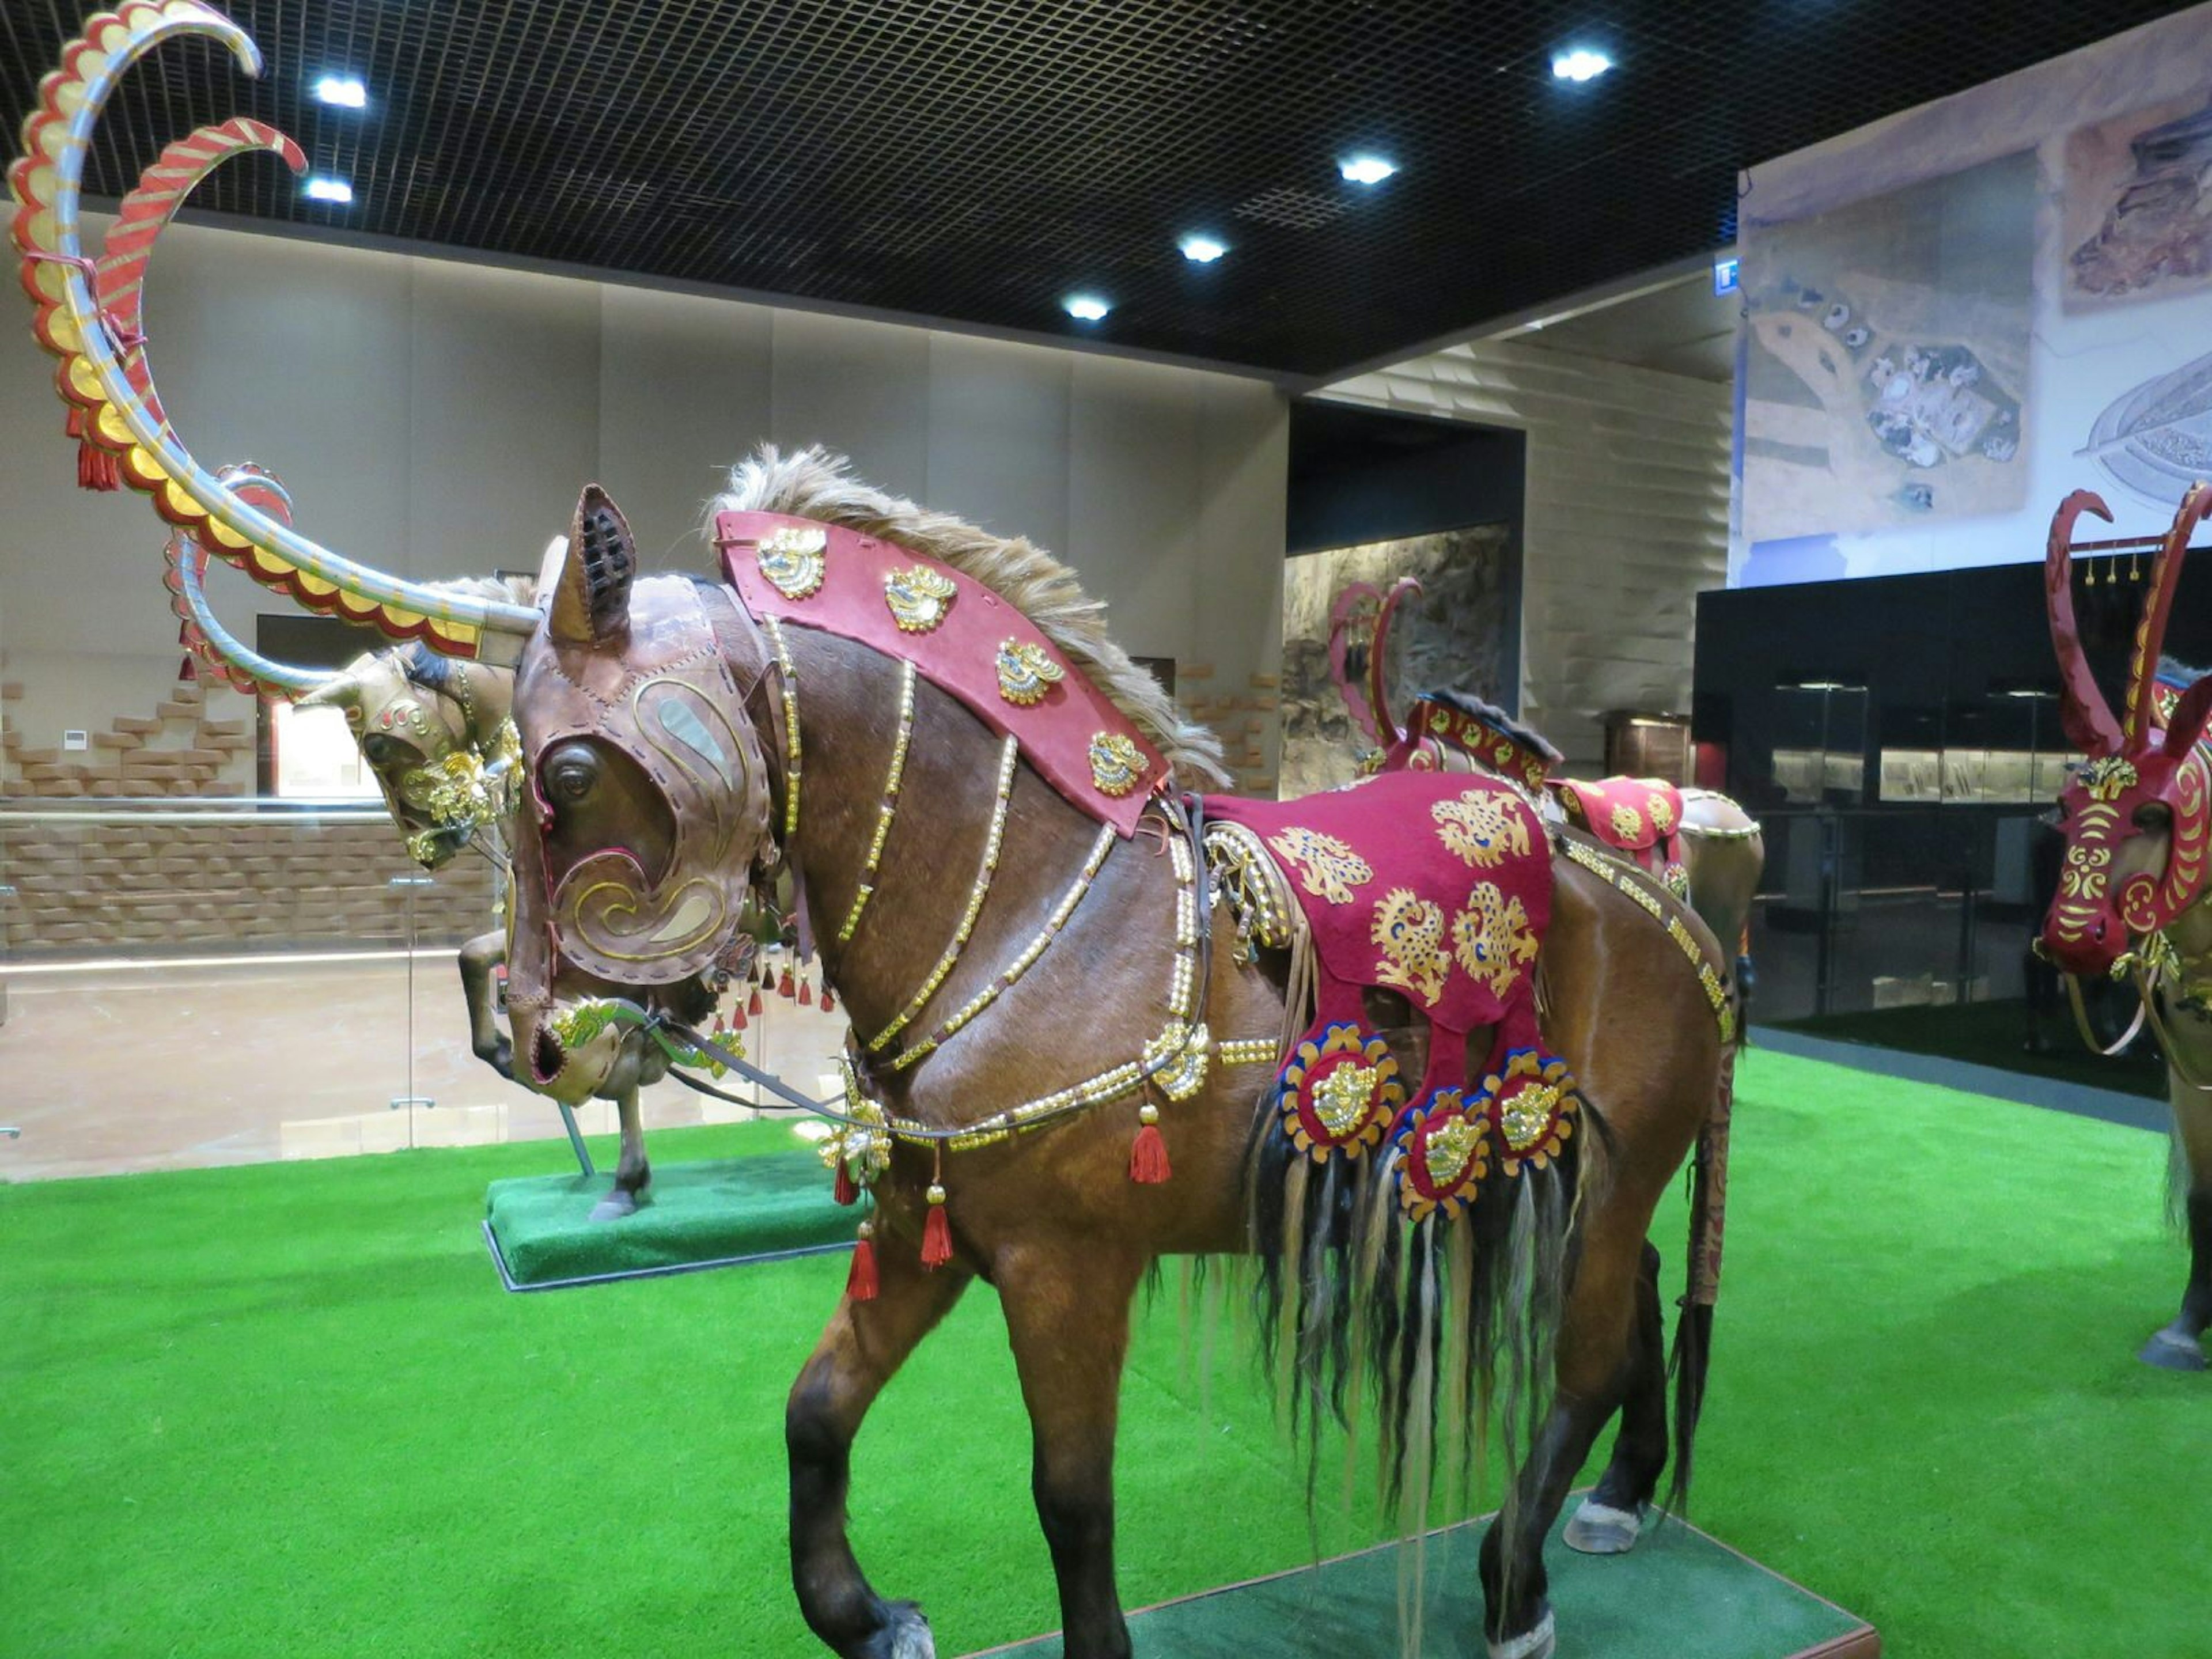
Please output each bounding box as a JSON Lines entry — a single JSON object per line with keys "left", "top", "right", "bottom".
{"left": 1319, "top": 340, "right": 1730, "bottom": 770}
{"left": 0, "top": 216, "right": 1289, "bottom": 785}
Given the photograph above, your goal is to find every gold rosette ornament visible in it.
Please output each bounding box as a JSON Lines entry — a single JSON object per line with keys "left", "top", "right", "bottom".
{"left": 1395, "top": 1088, "right": 1487, "bottom": 1221}
{"left": 885, "top": 564, "right": 957, "bottom": 632}
{"left": 1482, "top": 1050, "right": 1578, "bottom": 1178}
{"left": 996, "top": 638, "right": 1065, "bottom": 705}
{"left": 1089, "top": 732, "right": 1146, "bottom": 797}
{"left": 757, "top": 525, "right": 827, "bottom": 600}
{"left": 1277, "top": 1022, "right": 1403, "bottom": 1160}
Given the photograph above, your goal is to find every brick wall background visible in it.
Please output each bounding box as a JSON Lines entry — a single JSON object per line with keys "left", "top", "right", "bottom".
{"left": 2, "top": 673, "right": 496, "bottom": 958}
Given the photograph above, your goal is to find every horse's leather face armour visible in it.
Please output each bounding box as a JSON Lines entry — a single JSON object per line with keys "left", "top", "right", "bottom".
{"left": 506, "top": 491, "right": 775, "bottom": 1051}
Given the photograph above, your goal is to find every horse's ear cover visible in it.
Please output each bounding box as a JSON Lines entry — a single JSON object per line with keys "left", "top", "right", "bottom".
{"left": 549, "top": 485, "right": 637, "bottom": 646}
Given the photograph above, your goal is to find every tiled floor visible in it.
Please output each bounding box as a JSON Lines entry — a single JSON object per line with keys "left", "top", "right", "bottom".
{"left": 0, "top": 953, "right": 848, "bottom": 1181}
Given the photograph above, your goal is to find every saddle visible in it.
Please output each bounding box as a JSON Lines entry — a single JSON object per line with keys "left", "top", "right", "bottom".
{"left": 1206, "top": 771, "right": 1577, "bottom": 1221}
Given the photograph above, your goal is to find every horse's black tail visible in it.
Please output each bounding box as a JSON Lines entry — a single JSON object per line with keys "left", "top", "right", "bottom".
{"left": 1662, "top": 1045, "right": 1733, "bottom": 1516}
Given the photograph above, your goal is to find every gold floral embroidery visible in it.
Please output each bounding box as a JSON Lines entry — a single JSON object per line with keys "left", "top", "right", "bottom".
{"left": 1267, "top": 827, "right": 1373, "bottom": 904}
{"left": 1610, "top": 802, "right": 1646, "bottom": 840}
{"left": 885, "top": 564, "right": 957, "bottom": 632}
{"left": 1372, "top": 887, "right": 1449, "bottom": 1005}
{"left": 1647, "top": 791, "right": 1677, "bottom": 834}
{"left": 1089, "top": 732, "right": 1146, "bottom": 797}
{"left": 1432, "top": 788, "right": 1529, "bottom": 869}
{"left": 1452, "top": 881, "right": 1541, "bottom": 998}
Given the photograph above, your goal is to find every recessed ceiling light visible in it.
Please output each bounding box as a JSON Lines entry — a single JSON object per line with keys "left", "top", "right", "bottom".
{"left": 1551, "top": 48, "right": 1613, "bottom": 83}
{"left": 1064, "top": 294, "right": 1111, "bottom": 322}
{"left": 1338, "top": 155, "right": 1398, "bottom": 186}
{"left": 1179, "top": 234, "right": 1228, "bottom": 264}
{"left": 304, "top": 176, "right": 354, "bottom": 204}
{"left": 312, "top": 74, "right": 367, "bottom": 109}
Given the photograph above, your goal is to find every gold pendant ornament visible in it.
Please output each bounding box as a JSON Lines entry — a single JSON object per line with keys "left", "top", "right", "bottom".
{"left": 885, "top": 564, "right": 958, "bottom": 632}
{"left": 996, "top": 638, "right": 1065, "bottom": 705}
{"left": 1089, "top": 732, "right": 1147, "bottom": 797}
{"left": 757, "top": 525, "right": 828, "bottom": 600}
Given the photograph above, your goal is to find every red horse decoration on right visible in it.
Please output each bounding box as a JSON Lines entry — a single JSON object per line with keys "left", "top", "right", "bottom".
{"left": 2038, "top": 483, "right": 2212, "bottom": 1370}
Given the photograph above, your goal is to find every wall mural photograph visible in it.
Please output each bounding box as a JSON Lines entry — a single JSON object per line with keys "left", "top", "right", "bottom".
{"left": 1741, "top": 151, "right": 2036, "bottom": 543}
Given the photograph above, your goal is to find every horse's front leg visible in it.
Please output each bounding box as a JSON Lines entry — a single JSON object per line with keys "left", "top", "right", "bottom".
{"left": 2143, "top": 1074, "right": 2212, "bottom": 1371}
{"left": 790, "top": 1241, "right": 975, "bottom": 1657}
{"left": 997, "top": 1240, "right": 1149, "bottom": 1659}
{"left": 588, "top": 1081, "right": 652, "bottom": 1222}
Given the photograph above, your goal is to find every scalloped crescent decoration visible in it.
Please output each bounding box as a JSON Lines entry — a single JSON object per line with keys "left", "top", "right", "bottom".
{"left": 1089, "top": 732, "right": 1146, "bottom": 797}
{"left": 996, "top": 638, "right": 1065, "bottom": 705}
{"left": 7, "top": 1, "right": 499, "bottom": 657}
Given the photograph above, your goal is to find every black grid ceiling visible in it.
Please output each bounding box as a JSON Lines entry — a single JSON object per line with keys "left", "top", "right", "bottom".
{"left": 1, "top": 1, "right": 2199, "bottom": 380}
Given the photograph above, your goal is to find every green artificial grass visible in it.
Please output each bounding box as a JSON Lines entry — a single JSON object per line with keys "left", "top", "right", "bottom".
{"left": 978, "top": 1511, "right": 1867, "bottom": 1658}
{"left": 483, "top": 1151, "right": 854, "bottom": 1288}
{"left": 2, "top": 1054, "right": 2202, "bottom": 1658}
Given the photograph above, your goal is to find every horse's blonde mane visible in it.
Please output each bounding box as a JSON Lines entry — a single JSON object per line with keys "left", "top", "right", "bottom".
{"left": 712, "top": 446, "right": 1228, "bottom": 785}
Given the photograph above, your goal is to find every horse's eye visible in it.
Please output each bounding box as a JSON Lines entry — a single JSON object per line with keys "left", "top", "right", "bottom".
{"left": 2134, "top": 802, "right": 2172, "bottom": 832}
{"left": 361, "top": 733, "right": 407, "bottom": 767}
{"left": 550, "top": 763, "right": 596, "bottom": 804}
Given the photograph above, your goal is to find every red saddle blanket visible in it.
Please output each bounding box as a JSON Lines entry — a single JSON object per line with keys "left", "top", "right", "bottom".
{"left": 1208, "top": 774, "right": 1573, "bottom": 1217}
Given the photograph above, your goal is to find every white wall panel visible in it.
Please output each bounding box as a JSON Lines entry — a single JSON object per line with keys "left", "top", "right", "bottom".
{"left": 924, "top": 334, "right": 1072, "bottom": 553}
{"left": 1067, "top": 355, "right": 1202, "bottom": 664}
{"left": 768, "top": 309, "right": 929, "bottom": 503}
{"left": 408, "top": 260, "right": 601, "bottom": 581}
{"left": 597, "top": 285, "right": 775, "bottom": 572}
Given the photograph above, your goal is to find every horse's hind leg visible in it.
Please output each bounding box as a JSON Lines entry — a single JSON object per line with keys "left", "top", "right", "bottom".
{"left": 998, "top": 1240, "right": 1149, "bottom": 1659}
{"left": 1479, "top": 1210, "right": 1646, "bottom": 1659}
{"left": 2143, "top": 1079, "right": 2212, "bottom": 1372}
{"left": 1564, "top": 1240, "right": 1666, "bottom": 1554}
{"left": 789, "top": 1247, "right": 975, "bottom": 1658}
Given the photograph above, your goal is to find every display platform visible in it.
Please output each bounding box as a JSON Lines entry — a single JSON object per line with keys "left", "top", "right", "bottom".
{"left": 969, "top": 1503, "right": 1877, "bottom": 1658}
{"left": 482, "top": 1150, "right": 853, "bottom": 1291}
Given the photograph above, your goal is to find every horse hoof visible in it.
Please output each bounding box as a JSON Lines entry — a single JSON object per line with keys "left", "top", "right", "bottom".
{"left": 588, "top": 1190, "right": 639, "bottom": 1223}
{"left": 1563, "top": 1498, "right": 1644, "bottom": 1555}
{"left": 881, "top": 1601, "right": 935, "bottom": 1659}
{"left": 2139, "top": 1329, "right": 2208, "bottom": 1372}
{"left": 1487, "top": 1608, "right": 1555, "bottom": 1659}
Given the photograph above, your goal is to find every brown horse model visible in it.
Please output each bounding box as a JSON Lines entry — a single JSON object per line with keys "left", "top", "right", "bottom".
{"left": 14, "top": 20, "right": 1733, "bottom": 1653}
{"left": 2038, "top": 483, "right": 2212, "bottom": 1371}
{"left": 488, "top": 452, "right": 1736, "bottom": 1659}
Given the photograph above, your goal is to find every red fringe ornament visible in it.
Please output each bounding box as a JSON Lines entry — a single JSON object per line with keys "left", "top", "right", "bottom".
{"left": 833, "top": 1161, "right": 858, "bottom": 1206}
{"left": 798, "top": 978, "right": 813, "bottom": 1007}
{"left": 921, "top": 1181, "right": 953, "bottom": 1269}
{"left": 846, "top": 1220, "right": 879, "bottom": 1302}
{"left": 729, "top": 1002, "right": 748, "bottom": 1033}
{"left": 67, "top": 407, "right": 119, "bottom": 491}
{"left": 747, "top": 987, "right": 763, "bottom": 1017}
{"left": 1130, "top": 1102, "right": 1171, "bottom": 1184}
{"left": 819, "top": 986, "right": 836, "bottom": 1014}
{"left": 778, "top": 967, "right": 796, "bottom": 999}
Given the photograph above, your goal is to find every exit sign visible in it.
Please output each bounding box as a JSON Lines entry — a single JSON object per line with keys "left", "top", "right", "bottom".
{"left": 1713, "top": 257, "right": 1740, "bottom": 295}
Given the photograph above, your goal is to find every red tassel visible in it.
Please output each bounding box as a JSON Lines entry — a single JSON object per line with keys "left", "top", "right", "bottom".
{"left": 921, "top": 1183, "right": 953, "bottom": 1269}
{"left": 1130, "top": 1103, "right": 1171, "bottom": 1184}
{"left": 747, "top": 987, "right": 763, "bottom": 1017}
{"left": 798, "top": 978, "right": 814, "bottom": 1007}
{"left": 79, "top": 441, "right": 119, "bottom": 491}
{"left": 729, "top": 1002, "right": 748, "bottom": 1033}
{"left": 846, "top": 1222, "right": 879, "bottom": 1302}
{"left": 834, "top": 1162, "right": 858, "bottom": 1206}
{"left": 819, "top": 986, "right": 836, "bottom": 1014}
{"left": 779, "top": 967, "right": 796, "bottom": 999}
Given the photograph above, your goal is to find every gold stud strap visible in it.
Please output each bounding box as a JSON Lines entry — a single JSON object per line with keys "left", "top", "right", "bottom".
{"left": 837, "top": 658, "right": 916, "bottom": 946}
